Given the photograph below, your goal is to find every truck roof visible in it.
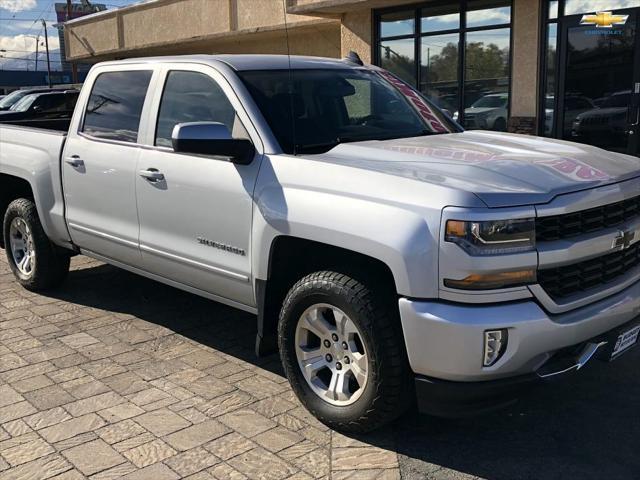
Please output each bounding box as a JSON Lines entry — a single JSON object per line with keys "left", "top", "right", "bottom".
{"left": 94, "top": 54, "right": 363, "bottom": 71}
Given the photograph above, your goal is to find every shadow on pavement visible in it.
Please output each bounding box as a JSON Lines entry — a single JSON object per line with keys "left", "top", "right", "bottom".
{"left": 47, "top": 261, "right": 640, "bottom": 480}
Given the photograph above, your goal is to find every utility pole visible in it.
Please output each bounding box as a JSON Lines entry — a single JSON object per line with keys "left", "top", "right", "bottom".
{"left": 42, "top": 19, "right": 52, "bottom": 88}
{"left": 66, "top": 0, "right": 78, "bottom": 83}
{"left": 34, "top": 34, "right": 40, "bottom": 72}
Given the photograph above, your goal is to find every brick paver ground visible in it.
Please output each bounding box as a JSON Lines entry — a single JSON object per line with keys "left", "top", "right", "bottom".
{"left": 0, "top": 255, "right": 402, "bottom": 479}
{"left": 1, "top": 254, "right": 639, "bottom": 479}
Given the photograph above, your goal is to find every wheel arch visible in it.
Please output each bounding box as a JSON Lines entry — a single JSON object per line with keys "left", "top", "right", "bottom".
{"left": 0, "top": 174, "right": 35, "bottom": 249}
{"left": 255, "top": 235, "right": 400, "bottom": 356}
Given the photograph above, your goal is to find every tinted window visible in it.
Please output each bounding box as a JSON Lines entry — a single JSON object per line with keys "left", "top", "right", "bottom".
{"left": 34, "top": 93, "right": 78, "bottom": 112}
{"left": 155, "top": 71, "right": 236, "bottom": 148}
{"left": 83, "top": 71, "right": 152, "bottom": 143}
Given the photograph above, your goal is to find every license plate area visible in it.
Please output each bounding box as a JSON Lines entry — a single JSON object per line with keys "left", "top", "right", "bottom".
{"left": 611, "top": 324, "right": 640, "bottom": 360}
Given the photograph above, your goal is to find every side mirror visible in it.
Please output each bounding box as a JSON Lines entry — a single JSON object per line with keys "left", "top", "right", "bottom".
{"left": 171, "top": 122, "right": 255, "bottom": 165}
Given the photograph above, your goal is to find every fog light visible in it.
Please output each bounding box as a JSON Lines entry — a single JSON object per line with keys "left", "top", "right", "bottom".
{"left": 483, "top": 329, "right": 508, "bottom": 367}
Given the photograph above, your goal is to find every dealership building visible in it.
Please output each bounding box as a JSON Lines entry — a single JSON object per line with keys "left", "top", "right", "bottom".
{"left": 63, "top": 0, "right": 640, "bottom": 156}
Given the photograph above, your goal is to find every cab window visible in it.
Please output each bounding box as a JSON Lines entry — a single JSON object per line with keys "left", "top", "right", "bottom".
{"left": 82, "top": 70, "right": 153, "bottom": 143}
{"left": 155, "top": 71, "right": 238, "bottom": 148}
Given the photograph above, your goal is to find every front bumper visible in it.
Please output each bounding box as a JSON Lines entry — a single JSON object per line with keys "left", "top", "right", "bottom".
{"left": 413, "top": 321, "right": 636, "bottom": 417}
{"left": 399, "top": 278, "right": 640, "bottom": 382}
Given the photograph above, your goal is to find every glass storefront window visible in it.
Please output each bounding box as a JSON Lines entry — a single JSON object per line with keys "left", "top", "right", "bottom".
{"left": 549, "top": 0, "right": 559, "bottom": 18}
{"left": 421, "top": 5, "right": 460, "bottom": 32}
{"left": 376, "top": 1, "right": 511, "bottom": 133}
{"left": 464, "top": 28, "right": 510, "bottom": 131}
{"left": 380, "top": 11, "right": 415, "bottom": 37}
{"left": 421, "top": 33, "right": 459, "bottom": 114}
{"left": 379, "top": 38, "right": 416, "bottom": 85}
{"left": 564, "top": 0, "right": 640, "bottom": 15}
{"left": 543, "top": 23, "right": 557, "bottom": 136}
{"left": 467, "top": 0, "right": 511, "bottom": 28}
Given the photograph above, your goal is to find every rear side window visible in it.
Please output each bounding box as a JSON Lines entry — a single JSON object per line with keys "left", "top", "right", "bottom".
{"left": 82, "top": 71, "right": 152, "bottom": 143}
{"left": 155, "top": 71, "right": 236, "bottom": 148}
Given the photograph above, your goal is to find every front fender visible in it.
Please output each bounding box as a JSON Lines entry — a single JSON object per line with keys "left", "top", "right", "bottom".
{"left": 252, "top": 182, "right": 441, "bottom": 300}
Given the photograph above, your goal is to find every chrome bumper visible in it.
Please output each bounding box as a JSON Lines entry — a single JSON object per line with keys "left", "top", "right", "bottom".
{"left": 399, "top": 279, "right": 640, "bottom": 381}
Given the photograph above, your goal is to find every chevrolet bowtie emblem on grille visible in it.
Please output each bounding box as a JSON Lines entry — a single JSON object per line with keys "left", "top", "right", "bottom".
{"left": 581, "top": 11, "right": 629, "bottom": 28}
{"left": 613, "top": 229, "right": 636, "bottom": 250}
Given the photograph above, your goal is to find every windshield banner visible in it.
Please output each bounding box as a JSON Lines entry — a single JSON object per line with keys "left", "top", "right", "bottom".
{"left": 376, "top": 70, "right": 451, "bottom": 134}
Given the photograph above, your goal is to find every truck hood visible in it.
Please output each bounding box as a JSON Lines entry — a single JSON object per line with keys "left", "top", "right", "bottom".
{"left": 307, "top": 131, "right": 640, "bottom": 207}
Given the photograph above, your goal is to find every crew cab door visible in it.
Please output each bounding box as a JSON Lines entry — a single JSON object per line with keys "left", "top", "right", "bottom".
{"left": 62, "top": 67, "right": 155, "bottom": 266}
{"left": 135, "top": 66, "right": 262, "bottom": 307}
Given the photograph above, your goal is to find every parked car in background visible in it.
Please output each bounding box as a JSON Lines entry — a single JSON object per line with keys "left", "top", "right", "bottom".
{"left": 0, "top": 87, "right": 69, "bottom": 111}
{"left": 0, "top": 90, "right": 79, "bottom": 130}
{"left": 571, "top": 90, "right": 631, "bottom": 149}
{"left": 454, "top": 92, "right": 508, "bottom": 131}
{"left": 544, "top": 94, "right": 595, "bottom": 135}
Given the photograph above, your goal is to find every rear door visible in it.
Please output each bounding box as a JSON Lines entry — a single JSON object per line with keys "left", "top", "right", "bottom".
{"left": 62, "top": 66, "right": 155, "bottom": 266}
{"left": 134, "top": 65, "right": 263, "bottom": 306}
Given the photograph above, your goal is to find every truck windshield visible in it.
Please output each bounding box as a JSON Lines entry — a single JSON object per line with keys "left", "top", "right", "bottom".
{"left": 238, "top": 68, "right": 457, "bottom": 154}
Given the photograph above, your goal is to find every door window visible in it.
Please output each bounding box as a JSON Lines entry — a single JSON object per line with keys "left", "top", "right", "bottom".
{"left": 82, "top": 70, "right": 153, "bottom": 143}
{"left": 155, "top": 71, "right": 237, "bottom": 148}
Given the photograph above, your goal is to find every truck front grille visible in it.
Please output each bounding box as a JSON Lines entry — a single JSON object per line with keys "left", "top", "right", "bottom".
{"left": 536, "top": 195, "right": 640, "bottom": 242}
{"left": 538, "top": 242, "right": 640, "bottom": 300}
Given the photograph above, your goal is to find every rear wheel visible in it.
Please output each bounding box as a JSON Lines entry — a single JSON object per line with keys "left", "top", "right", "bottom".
{"left": 278, "top": 271, "right": 413, "bottom": 432}
{"left": 3, "top": 198, "right": 70, "bottom": 291}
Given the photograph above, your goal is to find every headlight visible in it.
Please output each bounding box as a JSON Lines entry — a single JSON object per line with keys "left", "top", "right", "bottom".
{"left": 445, "top": 219, "right": 535, "bottom": 255}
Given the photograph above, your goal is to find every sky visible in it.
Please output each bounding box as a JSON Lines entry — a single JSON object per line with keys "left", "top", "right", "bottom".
{"left": 0, "top": 0, "right": 136, "bottom": 71}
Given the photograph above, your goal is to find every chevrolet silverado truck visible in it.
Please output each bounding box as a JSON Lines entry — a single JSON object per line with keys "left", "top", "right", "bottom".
{"left": 2, "top": 54, "right": 640, "bottom": 432}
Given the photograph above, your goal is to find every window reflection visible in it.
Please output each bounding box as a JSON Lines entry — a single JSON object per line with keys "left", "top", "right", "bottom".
{"left": 544, "top": 23, "right": 557, "bottom": 136}
{"left": 421, "top": 5, "right": 460, "bottom": 32}
{"left": 376, "top": 1, "right": 511, "bottom": 133}
{"left": 565, "top": 0, "right": 640, "bottom": 15}
{"left": 420, "top": 33, "right": 459, "bottom": 114}
{"left": 380, "top": 39, "right": 416, "bottom": 84}
{"left": 463, "top": 29, "right": 510, "bottom": 131}
{"left": 380, "top": 11, "right": 415, "bottom": 37}
{"left": 467, "top": 0, "right": 511, "bottom": 28}
{"left": 548, "top": 0, "right": 558, "bottom": 19}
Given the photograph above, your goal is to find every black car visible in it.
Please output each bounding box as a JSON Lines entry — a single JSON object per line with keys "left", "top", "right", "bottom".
{"left": 0, "top": 90, "right": 79, "bottom": 130}
{"left": 0, "top": 87, "right": 73, "bottom": 111}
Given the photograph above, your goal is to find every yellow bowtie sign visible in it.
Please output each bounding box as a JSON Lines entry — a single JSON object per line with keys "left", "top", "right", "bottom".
{"left": 580, "top": 11, "right": 629, "bottom": 28}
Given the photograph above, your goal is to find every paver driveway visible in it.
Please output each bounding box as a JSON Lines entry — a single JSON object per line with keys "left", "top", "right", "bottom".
{"left": 0, "top": 255, "right": 638, "bottom": 479}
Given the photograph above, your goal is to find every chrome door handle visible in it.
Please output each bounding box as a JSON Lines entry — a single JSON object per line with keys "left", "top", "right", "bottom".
{"left": 65, "top": 156, "right": 84, "bottom": 168}
{"left": 139, "top": 169, "right": 165, "bottom": 182}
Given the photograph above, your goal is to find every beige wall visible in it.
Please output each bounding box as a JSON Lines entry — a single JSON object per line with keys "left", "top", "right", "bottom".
{"left": 340, "top": 9, "right": 372, "bottom": 62}
{"left": 510, "top": 0, "right": 542, "bottom": 128}
{"left": 65, "top": 0, "right": 340, "bottom": 62}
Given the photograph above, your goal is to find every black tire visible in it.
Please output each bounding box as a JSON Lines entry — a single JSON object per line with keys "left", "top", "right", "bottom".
{"left": 3, "top": 198, "right": 70, "bottom": 291}
{"left": 494, "top": 118, "right": 507, "bottom": 132}
{"left": 278, "top": 271, "right": 413, "bottom": 432}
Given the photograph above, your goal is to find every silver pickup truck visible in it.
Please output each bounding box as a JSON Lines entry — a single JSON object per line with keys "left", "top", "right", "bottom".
{"left": 2, "top": 54, "right": 639, "bottom": 432}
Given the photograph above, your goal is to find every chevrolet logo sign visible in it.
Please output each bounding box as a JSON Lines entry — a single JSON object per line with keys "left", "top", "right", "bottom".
{"left": 612, "top": 229, "right": 637, "bottom": 250}
{"left": 581, "top": 11, "right": 629, "bottom": 28}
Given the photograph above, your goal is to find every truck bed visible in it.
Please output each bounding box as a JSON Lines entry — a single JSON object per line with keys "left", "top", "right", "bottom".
{"left": 0, "top": 118, "right": 71, "bottom": 132}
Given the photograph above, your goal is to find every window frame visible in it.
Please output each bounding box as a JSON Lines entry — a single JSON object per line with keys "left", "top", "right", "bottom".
{"left": 78, "top": 68, "right": 156, "bottom": 146}
{"left": 373, "top": 0, "right": 514, "bottom": 127}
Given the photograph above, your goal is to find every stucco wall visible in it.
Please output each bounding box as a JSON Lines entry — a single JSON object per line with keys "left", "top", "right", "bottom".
{"left": 510, "top": 0, "right": 541, "bottom": 132}
{"left": 340, "top": 9, "right": 372, "bottom": 62}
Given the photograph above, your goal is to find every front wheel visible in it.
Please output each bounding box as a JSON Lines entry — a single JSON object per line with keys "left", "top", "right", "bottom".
{"left": 278, "top": 271, "right": 413, "bottom": 432}
{"left": 3, "top": 198, "right": 70, "bottom": 291}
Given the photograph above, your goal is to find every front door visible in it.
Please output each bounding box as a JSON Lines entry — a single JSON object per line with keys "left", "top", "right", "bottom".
{"left": 557, "top": 8, "right": 640, "bottom": 155}
{"left": 135, "top": 67, "right": 261, "bottom": 307}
